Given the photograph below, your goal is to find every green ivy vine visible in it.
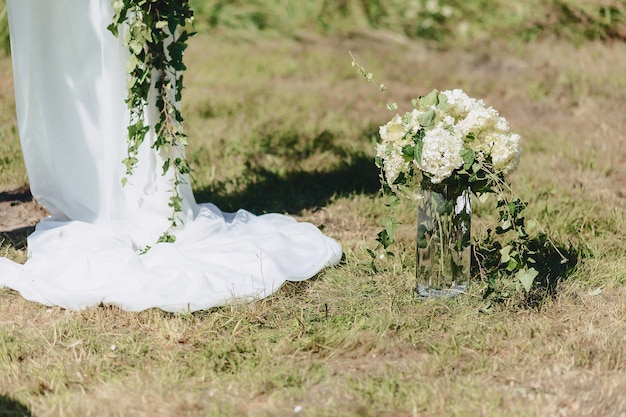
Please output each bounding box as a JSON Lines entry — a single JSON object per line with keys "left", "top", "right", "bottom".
{"left": 108, "top": 0, "right": 195, "bottom": 244}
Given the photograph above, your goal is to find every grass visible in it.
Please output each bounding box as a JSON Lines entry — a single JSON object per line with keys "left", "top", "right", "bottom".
{"left": 1, "top": 2, "right": 626, "bottom": 416}
{"left": 186, "top": 0, "right": 626, "bottom": 45}
{"left": 2, "top": 0, "right": 624, "bottom": 53}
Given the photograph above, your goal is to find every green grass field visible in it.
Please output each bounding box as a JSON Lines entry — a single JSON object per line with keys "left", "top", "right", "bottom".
{"left": 1, "top": 1, "right": 626, "bottom": 416}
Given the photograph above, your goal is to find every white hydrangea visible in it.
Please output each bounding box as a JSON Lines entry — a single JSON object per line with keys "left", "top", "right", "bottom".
{"left": 377, "top": 114, "right": 415, "bottom": 187}
{"left": 495, "top": 116, "right": 510, "bottom": 132}
{"left": 378, "top": 114, "right": 406, "bottom": 145}
{"left": 406, "top": 108, "right": 424, "bottom": 133}
{"left": 418, "top": 127, "right": 464, "bottom": 183}
{"left": 376, "top": 142, "right": 406, "bottom": 184}
{"left": 457, "top": 106, "right": 500, "bottom": 139}
{"left": 441, "top": 113, "right": 456, "bottom": 126}
{"left": 376, "top": 88, "right": 522, "bottom": 196}
{"left": 441, "top": 89, "right": 474, "bottom": 116}
{"left": 491, "top": 133, "right": 521, "bottom": 174}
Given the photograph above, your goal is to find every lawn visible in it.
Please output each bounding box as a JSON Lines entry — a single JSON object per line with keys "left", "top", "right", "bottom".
{"left": 1, "top": 1, "right": 626, "bottom": 416}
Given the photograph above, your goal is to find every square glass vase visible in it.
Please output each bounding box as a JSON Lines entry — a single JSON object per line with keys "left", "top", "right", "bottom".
{"left": 416, "top": 186, "right": 471, "bottom": 298}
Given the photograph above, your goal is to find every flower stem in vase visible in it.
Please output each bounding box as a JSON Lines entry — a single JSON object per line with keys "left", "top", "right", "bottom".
{"left": 416, "top": 185, "right": 471, "bottom": 298}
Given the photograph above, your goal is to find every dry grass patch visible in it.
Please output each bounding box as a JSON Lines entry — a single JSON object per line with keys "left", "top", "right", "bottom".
{"left": 1, "top": 27, "right": 626, "bottom": 417}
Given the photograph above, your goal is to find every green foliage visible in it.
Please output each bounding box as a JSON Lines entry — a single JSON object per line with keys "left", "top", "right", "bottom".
{"left": 109, "top": 0, "right": 196, "bottom": 245}
{"left": 522, "top": 0, "right": 626, "bottom": 43}
{"left": 472, "top": 192, "right": 579, "bottom": 307}
{"left": 188, "top": 0, "right": 626, "bottom": 45}
{"left": 354, "top": 57, "right": 578, "bottom": 303}
{"left": 0, "top": 0, "right": 8, "bottom": 54}
{"left": 0, "top": 0, "right": 624, "bottom": 55}
{"left": 1, "top": 22, "right": 626, "bottom": 417}
{"left": 0, "top": 126, "right": 27, "bottom": 189}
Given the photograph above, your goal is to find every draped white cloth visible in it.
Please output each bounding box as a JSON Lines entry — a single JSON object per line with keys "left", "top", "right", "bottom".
{"left": 0, "top": 0, "right": 341, "bottom": 312}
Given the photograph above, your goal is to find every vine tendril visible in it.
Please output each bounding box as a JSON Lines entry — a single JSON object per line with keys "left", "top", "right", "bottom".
{"left": 108, "top": 0, "right": 196, "bottom": 244}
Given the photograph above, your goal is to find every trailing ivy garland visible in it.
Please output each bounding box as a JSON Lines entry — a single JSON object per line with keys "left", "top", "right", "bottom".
{"left": 108, "top": 0, "right": 195, "bottom": 244}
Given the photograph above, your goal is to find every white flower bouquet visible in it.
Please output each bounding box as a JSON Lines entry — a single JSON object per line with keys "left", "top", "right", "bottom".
{"left": 376, "top": 89, "right": 523, "bottom": 296}
{"left": 350, "top": 51, "right": 572, "bottom": 302}
{"left": 376, "top": 89, "right": 521, "bottom": 199}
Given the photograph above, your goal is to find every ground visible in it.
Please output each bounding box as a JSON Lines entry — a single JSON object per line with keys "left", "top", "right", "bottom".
{"left": 1, "top": 35, "right": 624, "bottom": 231}
{"left": 0, "top": 187, "right": 47, "bottom": 249}
{"left": 1, "top": 31, "right": 626, "bottom": 417}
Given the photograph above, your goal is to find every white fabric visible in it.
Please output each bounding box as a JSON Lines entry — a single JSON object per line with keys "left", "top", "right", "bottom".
{"left": 0, "top": 0, "right": 341, "bottom": 312}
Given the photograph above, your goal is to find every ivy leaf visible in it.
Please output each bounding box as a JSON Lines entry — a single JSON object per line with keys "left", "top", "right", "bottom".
{"left": 376, "top": 229, "right": 393, "bottom": 249}
{"left": 516, "top": 267, "right": 539, "bottom": 293}
{"left": 477, "top": 193, "right": 490, "bottom": 204}
{"left": 107, "top": 23, "right": 119, "bottom": 37}
{"left": 417, "top": 89, "right": 439, "bottom": 109}
{"left": 499, "top": 245, "right": 512, "bottom": 263}
{"left": 377, "top": 217, "right": 400, "bottom": 249}
{"left": 402, "top": 144, "right": 415, "bottom": 159}
{"left": 168, "top": 42, "right": 187, "bottom": 70}
{"left": 496, "top": 219, "right": 512, "bottom": 234}
{"left": 506, "top": 258, "right": 519, "bottom": 272}
{"left": 157, "top": 233, "right": 176, "bottom": 244}
{"left": 436, "top": 92, "right": 449, "bottom": 111}
{"left": 460, "top": 148, "right": 475, "bottom": 170}
{"left": 417, "top": 109, "right": 436, "bottom": 127}
{"left": 381, "top": 216, "right": 400, "bottom": 241}
{"left": 168, "top": 196, "right": 183, "bottom": 211}
{"left": 414, "top": 135, "right": 424, "bottom": 164}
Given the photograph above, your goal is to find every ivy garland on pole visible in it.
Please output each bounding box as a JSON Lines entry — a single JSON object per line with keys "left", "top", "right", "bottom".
{"left": 108, "top": 0, "right": 196, "bottom": 244}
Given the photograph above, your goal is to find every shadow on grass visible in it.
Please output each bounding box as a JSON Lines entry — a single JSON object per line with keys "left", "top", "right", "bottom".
{"left": 0, "top": 226, "right": 34, "bottom": 251}
{"left": 0, "top": 395, "right": 33, "bottom": 417}
{"left": 530, "top": 237, "right": 580, "bottom": 295}
{"left": 0, "top": 188, "right": 33, "bottom": 204}
{"left": 0, "top": 187, "right": 40, "bottom": 251}
{"left": 193, "top": 151, "right": 380, "bottom": 214}
{"left": 475, "top": 234, "right": 581, "bottom": 308}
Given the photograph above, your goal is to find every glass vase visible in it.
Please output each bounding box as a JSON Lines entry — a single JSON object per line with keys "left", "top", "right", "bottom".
{"left": 416, "top": 185, "right": 471, "bottom": 298}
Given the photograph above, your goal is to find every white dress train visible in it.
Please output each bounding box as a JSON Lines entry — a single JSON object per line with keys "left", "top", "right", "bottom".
{"left": 0, "top": 0, "right": 341, "bottom": 312}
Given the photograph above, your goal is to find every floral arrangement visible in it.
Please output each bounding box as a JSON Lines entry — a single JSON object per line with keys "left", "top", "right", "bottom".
{"left": 351, "top": 55, "right": 574, "bottom": 302}
{"left": 375, "top": 89, "right": 525, "bottom": 297}
{"left": 376, "top": 88, "right": 521, "bottom": 199}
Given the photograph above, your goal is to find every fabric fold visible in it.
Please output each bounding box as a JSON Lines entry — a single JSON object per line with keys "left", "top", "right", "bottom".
{"left": 0, "top": 0, "right": 342, "bottom": 312}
